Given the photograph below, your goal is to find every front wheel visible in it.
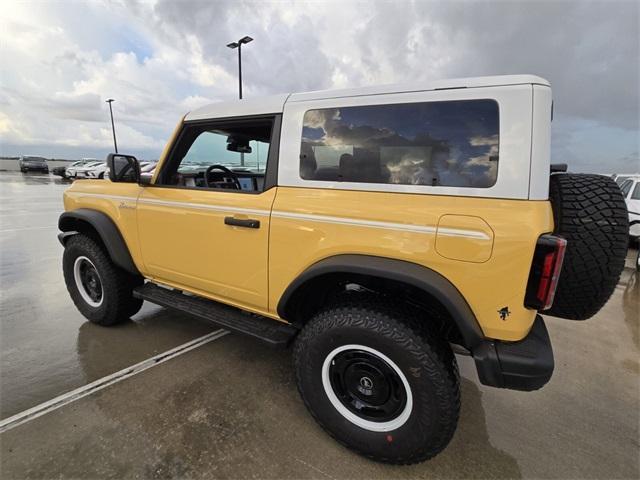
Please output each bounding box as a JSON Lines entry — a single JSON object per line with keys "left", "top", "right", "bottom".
{"left": 63, "top": 234, "right": 143, "bottom": 326}
{"left": 293, "top": 295, "right": 460, "bottom": 464}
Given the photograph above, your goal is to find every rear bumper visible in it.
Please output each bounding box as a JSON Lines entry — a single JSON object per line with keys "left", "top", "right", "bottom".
{"left": 472, "top": 315, "right": 554, "bottom": 391}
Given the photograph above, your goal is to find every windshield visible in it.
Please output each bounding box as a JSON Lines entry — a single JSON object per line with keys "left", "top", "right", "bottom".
{"left": 23, "top": 157, "right": 46, "bottom": 163}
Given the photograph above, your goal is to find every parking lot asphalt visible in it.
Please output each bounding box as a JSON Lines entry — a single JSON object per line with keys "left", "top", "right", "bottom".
{"left": 0, "top": 173, "right": 220, "bottom": 419}
{"left": 1, "top": 171, "right": 638, "bottom": 479}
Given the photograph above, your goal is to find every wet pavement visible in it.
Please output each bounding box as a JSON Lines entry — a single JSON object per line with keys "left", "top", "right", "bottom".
{"left": 1, "top": 171, "right": 639, "bottom": 478}
{"left": 0, "top": 172, "right": 219, "bottom": 419}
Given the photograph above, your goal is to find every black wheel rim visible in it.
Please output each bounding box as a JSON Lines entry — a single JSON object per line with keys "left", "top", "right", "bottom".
{"left": 328, "top": 349, "right": 407, "bottom": 422}
{"left": 78, "top": 259, "right": 102, "bottom": 303}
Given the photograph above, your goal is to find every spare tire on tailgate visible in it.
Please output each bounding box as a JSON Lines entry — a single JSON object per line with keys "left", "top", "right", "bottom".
{"left": 546, "top": 173, "right": 628, "bottom": 320}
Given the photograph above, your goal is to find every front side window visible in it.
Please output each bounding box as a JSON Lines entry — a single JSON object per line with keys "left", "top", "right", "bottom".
{"left": 299, "top": 99, "right": 499, "bottom": 188}
{"left": 631, "top": 182, "right": 640, "bottom": 200}
{"left": 180, "top": 131, "right": 269, "bottom": 171}
{"left": 158, "top": 119, "right": 272, "bottom": 192}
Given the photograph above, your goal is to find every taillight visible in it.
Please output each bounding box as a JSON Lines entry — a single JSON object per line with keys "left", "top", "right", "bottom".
{"left": 525, "top": 234, "right": 567, "bottom": 310}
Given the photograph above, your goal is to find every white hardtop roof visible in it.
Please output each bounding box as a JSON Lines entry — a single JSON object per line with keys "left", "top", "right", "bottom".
{"left": 186, "top": 94, "right": 290, "bottom": 122}
{"left": 185, "top": 74, "right": 549, "bottom": 121}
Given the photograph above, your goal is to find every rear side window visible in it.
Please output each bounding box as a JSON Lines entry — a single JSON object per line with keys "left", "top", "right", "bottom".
{"left": 299, "top": 99, "right": 499, "bottom": 188}
{"left": 631, "top": 182, "right": 640, "bottom": 200}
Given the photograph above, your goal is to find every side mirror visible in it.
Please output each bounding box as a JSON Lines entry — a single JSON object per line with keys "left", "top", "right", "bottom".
{"left": 107, "top": 154, "right": 140, "bottom": 183}
{"left": 139, "top": 174, "right": 152, "bottom": 185}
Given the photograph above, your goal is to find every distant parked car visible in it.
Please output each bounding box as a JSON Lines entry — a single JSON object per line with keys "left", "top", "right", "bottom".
{"left": 619, "top": 178, "right": 640, "bottom": 238}
{"left": 612, "top": 173, "right": 640, "bottom": 186}
{"left": 65, "top": 160, "right": 92, "bottom": 179}
{"left": 67, "top": 161, "right": 103, "bottom": 179}
{"left": 52, "top": 166, "right": 68, "bottom": 178}
{"left": 19, "top": 156, "right": 49, "bottom": 173}
{"left": 86, "top": 161, "right": 153, "bottom": 180}
{"left": 139, "top": 162, "right": 157, "bottom": 180}
{"left": 85, "top": 162, "right": 108, "bottom": 179}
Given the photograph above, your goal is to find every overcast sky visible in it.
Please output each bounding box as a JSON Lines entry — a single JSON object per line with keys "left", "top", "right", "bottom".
{"left": 1, "top": 0, "right": 638, "bottom": 173}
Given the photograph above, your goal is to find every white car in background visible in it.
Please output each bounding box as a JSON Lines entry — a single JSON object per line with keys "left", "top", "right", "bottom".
{"left": 57, "top": 160, "right": 90, "bottom": 178}
{"left": 619, "top": 177, "right": 640, "bottom": 238}
{"left": 68, "top": 161, "right": 104, "bottom": 179}
{"left": 139, "top": 162, "right": 157, "bottom": 180}
{"left": 66, "top": 160, "right": 101, "bottom": 179}
{"left": 85, "top": 162, "right": 109, "bottom": 179}
{"left": 613, "top": 173, "right": 640, "bottom": 187}
{"left": 84, "top": 160, "right": 154, "bottom": 180}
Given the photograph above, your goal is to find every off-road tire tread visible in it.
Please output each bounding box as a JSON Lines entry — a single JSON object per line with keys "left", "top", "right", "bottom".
{"left": 63, "top": 234, "right": 143, "bottom": 325}
{"left": 293, "top": 293, "right": 460, "bottom": 464}
{"left": 547, "top": 173, "right": 628, "bottom": 319}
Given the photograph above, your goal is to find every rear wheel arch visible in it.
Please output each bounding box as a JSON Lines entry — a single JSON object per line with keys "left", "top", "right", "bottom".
{"left": 58, "top": 209, "right": 140, "bottom": 276}
{"left": 277, "top": 254, "right": 484, "bottom": 350}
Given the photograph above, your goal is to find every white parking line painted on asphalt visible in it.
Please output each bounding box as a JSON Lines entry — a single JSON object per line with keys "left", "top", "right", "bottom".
{"left": 0, "top": 329, "right": 229, "bottom": 434}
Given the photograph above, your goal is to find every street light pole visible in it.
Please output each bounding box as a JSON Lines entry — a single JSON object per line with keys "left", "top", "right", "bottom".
{"left": 226, "top": 35, "right": 253, "bottom": 100}
{"left": 226, "top": 36, "right": 253, "bottom": 166}
{"left": 237, "top": 41, "right": 243, "bottom": 99}
{"left": 105, "top": 99, "right": 118, "bottom": 153}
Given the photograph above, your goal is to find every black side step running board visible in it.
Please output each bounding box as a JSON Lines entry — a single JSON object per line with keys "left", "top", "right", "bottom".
{"left": 133, "top": 283, "right": 298, "bottom": 346}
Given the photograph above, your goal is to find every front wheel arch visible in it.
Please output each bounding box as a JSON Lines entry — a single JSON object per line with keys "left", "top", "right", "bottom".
{"left": 58, "top": 209, "right": 140, "bottom": 276}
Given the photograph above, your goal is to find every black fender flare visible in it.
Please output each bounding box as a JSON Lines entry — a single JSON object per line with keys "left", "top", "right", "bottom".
{"left": 58, "top": 209, "right": 140, "bottom": 275}
{"left": 277, "top": 254, "right": 484, "bottom": 350}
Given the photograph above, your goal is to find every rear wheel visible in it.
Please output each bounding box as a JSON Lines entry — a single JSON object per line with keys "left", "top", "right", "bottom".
{"left": 63, "top": 234, "right": 143, "bottom": 326}
{"left": 293, "top": 294, "right": 460, "bottom": 464}
{"left": 546, "top": 173, "right": 628, "bottom": 319}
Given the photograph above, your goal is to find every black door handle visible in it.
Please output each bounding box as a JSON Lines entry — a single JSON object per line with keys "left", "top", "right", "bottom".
{"left": 224, "top": 216, "right": 260, "bottom": 229}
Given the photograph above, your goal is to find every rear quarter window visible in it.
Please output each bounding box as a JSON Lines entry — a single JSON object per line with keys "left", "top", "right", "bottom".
{"left": 299, "top": 99, "right": 499, "bottom": 188}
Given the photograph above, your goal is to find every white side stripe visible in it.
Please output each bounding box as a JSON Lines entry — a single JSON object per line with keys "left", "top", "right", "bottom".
{"left": 138, "top": 198, "right": 271, "bottom": 217}
{"left": 271, "top": 210, "right": 436, "bottom": 234}
{"left": 437, "top": 227, "right": 490, "bottom": 240}
{"left": 66, "top": 193, "right": 490, "bottom": 240}
{"left": 271, "top": 211, "right": 490, "bottom": 240}
{"left": 66, "top": 192, "right": 137, "bottom": 202}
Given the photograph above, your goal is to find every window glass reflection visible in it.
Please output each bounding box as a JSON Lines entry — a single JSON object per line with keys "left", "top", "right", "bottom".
{"left": 299, "top": 100, "right": 499, "bottom": 188}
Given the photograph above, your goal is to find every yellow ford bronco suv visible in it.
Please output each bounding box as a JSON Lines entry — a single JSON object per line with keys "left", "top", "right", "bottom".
{"left": 59, "top": 75, "right": 628, "bottom": 464}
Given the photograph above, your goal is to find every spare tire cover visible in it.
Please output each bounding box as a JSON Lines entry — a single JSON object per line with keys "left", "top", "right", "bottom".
{"left": 546, "top": 173, "right": 628, "bottom": 320}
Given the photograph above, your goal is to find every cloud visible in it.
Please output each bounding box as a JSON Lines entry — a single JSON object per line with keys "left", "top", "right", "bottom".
{"left": 470, "top": 135, "right": 500, "bottom": 147}
{"left": 0, "top": 0, "right": 637, "bottom": 172}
